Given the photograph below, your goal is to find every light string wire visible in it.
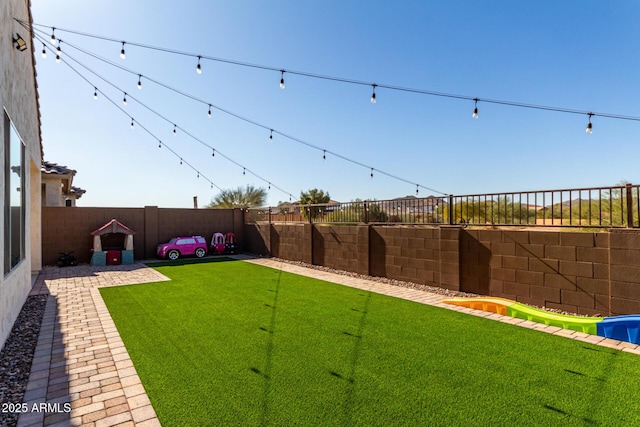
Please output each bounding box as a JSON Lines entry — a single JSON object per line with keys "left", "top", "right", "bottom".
{"left": 25, "top": 22, "right": 445, "bottom": 196}
{"left": 27, "top": 28, "right": 296, "bottom": 200}
{"left": 21, "top": 19, "right": 640, "bottom": 123}
{"left": 32, "top": 34, "right": 227, "bottom": 194}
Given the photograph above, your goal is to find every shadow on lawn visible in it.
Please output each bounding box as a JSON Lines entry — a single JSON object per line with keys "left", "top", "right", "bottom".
{"left": 251, "top": 264, "right": 283, "bottom": 426}
{"left": 542, "top": 346, "right": 619, "bottom": 425}
{"left": 329, "top": 290, "right": 373, "bottom": 425}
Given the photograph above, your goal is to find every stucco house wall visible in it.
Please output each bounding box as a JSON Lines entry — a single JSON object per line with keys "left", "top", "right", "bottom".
{"left": 0, "top": 0, "right": 42, "bottom": 348}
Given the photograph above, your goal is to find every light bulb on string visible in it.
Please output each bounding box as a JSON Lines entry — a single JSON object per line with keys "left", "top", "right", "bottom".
{"left": 268, "top": 183, "right": 271, "bottom": 190}
{"left": 173, "top": 124, "right": 177, "bottom": 135}
{"left": 180, "top": 158, "right": 183, "bottom": 165}
{"left": 41, "top": 43, "right": 46, "bottom": 58}
{"left": 158, "top": 141, "right": 162, "bottom": 148}
{"left": 130, "top": 118, "right": 134, "bottom": 129}
{"left": 586, "top": 113, "right": 593, "bottom": 134}
{"left": 123, "top": 92, "right": 127, "bottom": 105}
{"left": 208, "top": 104, "right": 212, "bottom": 117}
{"left": 197, "top": 172, "right": 200, "bottom": 178}
{"left": 50, "top": 28, "right": 56, "bottom": 45}
{"left": 472, "top": 98, "right": 479, "bottom": 119}
{"left": 280, "top": 70, "right": 285, "bottom": 89}
{"left": 416, "top": 185, "right": 419, "bottom": 196}
{"left": 93, "top": 88, "right": 98, "bottom": 100}
{"left": 137, "top": 75, "right": 142, "bottom": 89}
{"left": 196, "top": 56, "right": 202, "bottom": 74}
{"left": 243, "top": 168, "right": 246, "bottom": 176}
{"left": 323, "top": 150, "right": 326, "bottom": 161}
{"left": 370, "top": 84, "right": 377, "bottom": 104}
{"left": 212, "top": 149, "right": 215, "bottom": 157}
{"left": 370, "top": 168, "right": 374, "bottom": 179}
{"left": 269, "top": 129, "right": 273, "bottom": 141}
{"left": 120, "top": 42, "right": 126, "bottom": 59}
{"left": 55, "top": 41, "right": 61, "bottom": 63}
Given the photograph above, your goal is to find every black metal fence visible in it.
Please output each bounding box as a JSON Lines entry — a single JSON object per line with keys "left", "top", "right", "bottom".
{"left": 246, "top": 183, "right": 640, "bottom": 228}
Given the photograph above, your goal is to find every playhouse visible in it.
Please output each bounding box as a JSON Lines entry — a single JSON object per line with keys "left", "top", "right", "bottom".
{"left": 90, "top": 219, "right": 136, "bottom": 265}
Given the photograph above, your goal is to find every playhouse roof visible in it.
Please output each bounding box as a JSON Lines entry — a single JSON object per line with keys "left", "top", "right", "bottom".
{"left": 91, "top": 219, "right": 136, "bottom": 236}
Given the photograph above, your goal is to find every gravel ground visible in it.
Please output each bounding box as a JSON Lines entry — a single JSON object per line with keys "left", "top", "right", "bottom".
{"left": 0, "top": 295, "right": 47, "bottom": 427}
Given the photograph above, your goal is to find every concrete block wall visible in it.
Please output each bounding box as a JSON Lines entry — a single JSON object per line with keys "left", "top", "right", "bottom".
{"left": 312, "top": 225, "right": 369, "bottom": 275}
{"left": 272, "top": 223, "right": 308, "bottom": 262}
{"left": 609, "top": 230, "right": 640, "bottom": 315}
{"left": 370, "top": 226, "right": 446, "bottom": 288}
{"left": 245, "top": 223, "right": 640, "bottom": 316}
{"left": 462, "top": 230, "right": 610, "bottom": 316}
{"left": 42, "top": 207, "right": 243, "bottom": 264}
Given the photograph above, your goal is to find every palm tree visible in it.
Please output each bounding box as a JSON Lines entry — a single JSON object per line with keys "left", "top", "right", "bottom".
{"left": 206, "top": 185, "right": 267, "bottom": 208}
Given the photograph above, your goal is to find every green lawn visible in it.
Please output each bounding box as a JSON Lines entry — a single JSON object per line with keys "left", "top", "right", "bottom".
{"left": 100, "top": 259, "right": 640, "bottom": 426}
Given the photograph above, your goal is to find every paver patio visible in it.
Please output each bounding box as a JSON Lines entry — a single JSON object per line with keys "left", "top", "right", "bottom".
{"left": 15, "top": 255, "right": 640, "bottom": 426}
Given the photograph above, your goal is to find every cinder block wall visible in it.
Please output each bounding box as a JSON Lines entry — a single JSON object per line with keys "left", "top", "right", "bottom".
{"left": 42, "top": 207, "right": 243, "bottom": 265}
{"left": 245, "top": 223, "right": 640, "bottom": 316}
{"left": 462, "top": 230, "right": 610, "bottom": 316}
{"left": 312, "top": 225, "right": 369, "bottom": 275}
{"left": 272, "top": 223, "right": 308, "bottom": 262}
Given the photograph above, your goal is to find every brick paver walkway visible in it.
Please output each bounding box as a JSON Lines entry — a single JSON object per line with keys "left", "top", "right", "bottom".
{"left": 16, "top": 256, "right": 640, "bottom": 426}
{"left": 18, "top": 264, "right": 168, "bottom": 427}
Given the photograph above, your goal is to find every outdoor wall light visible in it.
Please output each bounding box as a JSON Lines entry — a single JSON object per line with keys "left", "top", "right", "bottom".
{"left": 13, "top": 34, "right": 27, "bottom": 52}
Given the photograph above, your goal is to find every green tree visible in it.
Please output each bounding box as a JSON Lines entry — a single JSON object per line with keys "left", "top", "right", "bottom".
{"left": 300, "top": 188, "right": 330, "bottom": 220}
{"left": 206, "top": 185, "right": 267, "bottom": 209}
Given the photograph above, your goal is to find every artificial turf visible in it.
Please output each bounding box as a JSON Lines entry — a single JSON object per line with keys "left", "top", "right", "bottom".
{"left": 99, "top": 259, "right": 640, "bottom": 426}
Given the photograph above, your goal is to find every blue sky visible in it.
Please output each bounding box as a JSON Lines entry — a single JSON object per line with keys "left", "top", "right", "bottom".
{"left": 29, "top": 1, "right": 640, "bottom": 207}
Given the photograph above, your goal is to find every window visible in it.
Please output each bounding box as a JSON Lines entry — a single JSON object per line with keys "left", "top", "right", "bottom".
{"left": 4, "top": 111, "right": 26, "bottom": 274}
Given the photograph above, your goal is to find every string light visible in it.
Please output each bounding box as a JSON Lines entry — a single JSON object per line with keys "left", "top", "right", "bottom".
{"left": 370, "top": 168, "right": 374, "bottom": 179}
{"left": 50, "top": 27, "right": 56, "bottom": 44}
{"left": 158, "top": 140, "right": 162, "bottom": 148}
{"left": 93, "top": 87, "right": 97, "bottom": 99}
{"left": 120, "top": 41, "right": 125, "bottom": 59}
{"left": 269, "top": 129, "right": 273, "bottom": 141}
{"left": 268, "top": 183, "right": 271, "bottom": 190}
{"left": 137, "top": 74, "right": 142, "bottom": 89}
{"left": 207, "top": 104, "right": 212, "bottom": 117}
{"left": 25, "top": 21, "right": 640, "bottom": 139}
{"left": 370, "top": 84, "right": 377, "bottom": 104}
{"left": 197, "top": 171, "right": 200, "bottom": 178}
{"left": 586, "top": 113, "right": 593, "bottom": 134}
{"left": 323, "top": 150, "right": 326, "bottom": 161}
{"left": 196, "top": 55, "right": 202, "bottom": 74}
{"left": 41, "top": 43, "right": 46, "bottom": 58}
{"left": 473, "top": 98, "right": 479, "bottom": 119}
{"left": 130, "top": 118, "right": 134, "bottom": 128}
{"left": 416, "top": 184, "right": 419, "bottom": 196}
{"left": 173, "top": 124, "right": 177, "bottom": 135}
{"left": 55, "top": 41, "right": 61, "bottom": 63}
{"left": 180, "top": 158, "right": 183, "bottom": 165}
{"left": 122, "top": 92, "right": 127, "bottom": 105}
{"left": 212, "top": 148, "right": 215, "bottom": 157}
{"left": 243, "top": 168, "right": 246, "bottom": 176}
{"left": 280, "top": 70, "right": 285, "bottom": 89}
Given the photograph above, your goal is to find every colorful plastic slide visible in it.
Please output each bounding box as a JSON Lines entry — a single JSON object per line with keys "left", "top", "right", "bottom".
{"left": 443, "top": 297, "right": 640, "bottom": 345}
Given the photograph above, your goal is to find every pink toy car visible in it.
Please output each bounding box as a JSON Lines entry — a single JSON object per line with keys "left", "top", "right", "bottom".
{"left": 157, "top": 236, "right": 208, "bottom": 260}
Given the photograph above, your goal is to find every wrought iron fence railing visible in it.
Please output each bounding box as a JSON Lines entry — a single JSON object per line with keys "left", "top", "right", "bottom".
{"left": 245, "top": 183, "right": 640, "bottom": 228}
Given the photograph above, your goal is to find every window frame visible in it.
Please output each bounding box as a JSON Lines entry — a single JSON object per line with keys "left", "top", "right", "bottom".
{"left": 4, "top": 110, "right": 26, "bottom": 275}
